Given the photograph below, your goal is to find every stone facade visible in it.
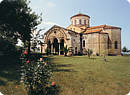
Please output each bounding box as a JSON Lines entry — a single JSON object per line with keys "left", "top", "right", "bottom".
{"left": 41, "top": 13, "right": 121, "bottom": 55}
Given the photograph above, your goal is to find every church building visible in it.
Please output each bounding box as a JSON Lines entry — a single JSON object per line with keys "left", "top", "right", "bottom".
{"left": 41, "top": 13, "right": 121, "bottom": 55}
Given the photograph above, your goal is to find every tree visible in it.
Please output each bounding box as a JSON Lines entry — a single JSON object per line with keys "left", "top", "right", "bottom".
{"left": 122, "top": 46, "right": 128, "bottom": 54}
{"left": 31, "top": 29, "right": 44, "bottom": 52}
{"left": 0, "top": 0, "right": 41, "bottom": 54}
{"left": 0, "top": 37, "right": 20, "bottom": 65}
{"left": 86, "top": 49, "right": 93, "bottom": 58}
{"left": 64, "top": 45, "right": 68, "bottom": 56}
{"left": 45, "top": 48, "right": 51, "bottom": 55}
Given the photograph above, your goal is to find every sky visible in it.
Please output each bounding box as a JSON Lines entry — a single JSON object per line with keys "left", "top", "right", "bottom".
{"left": 0, "top": 0, "right": 130, "bottom": 49}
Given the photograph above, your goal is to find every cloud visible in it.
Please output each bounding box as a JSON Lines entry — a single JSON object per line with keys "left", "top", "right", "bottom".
{"left": 43, "top": 21, "right": 58, "bottom": 26}
{"left": 127, "top": 0, "right": 130, "bottom": 3}
{"left": 47, "top": 1, "right": 56, "bottom": 8}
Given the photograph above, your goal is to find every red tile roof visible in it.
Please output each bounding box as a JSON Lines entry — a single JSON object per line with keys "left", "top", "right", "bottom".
{"left": 71, "top": 13, "right": 90, "bottom": 19}
{"left": 87, "top": 25, "right": 121, "bottom": 30}
{"left": 84, "top": 29, "right": 108, "bottom": 34}
{"left": 84, "top": 29, "right": 102, "bottom": 34}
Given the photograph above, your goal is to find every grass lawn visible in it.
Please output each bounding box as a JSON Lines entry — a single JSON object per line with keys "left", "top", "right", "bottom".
{"left": 49, "top": 55, "right": 130, "bottom": 95}
{"left": 0, "top": 59, "right": 27, "bottom": 95}
{"left": 0, "top": 55, "right": 130, "bottom": 95}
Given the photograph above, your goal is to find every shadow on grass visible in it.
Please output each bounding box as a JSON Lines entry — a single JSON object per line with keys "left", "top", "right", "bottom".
{"left": 46, "top": 85, "right": 60, "bottom": 95}
{"left": 53, "top": 69, "right": 75, "bottom": 72}
{"left": 52, "top": 64, "right": 76, "bottom": 72}
{"left": 0, "top": 79, "right": 7, "bottom": 85}
{"left": 53, "top": 64, "right": 73, "bottom": 67}
{"left": 0, "top": 56, "right": 20, "bottom": 86}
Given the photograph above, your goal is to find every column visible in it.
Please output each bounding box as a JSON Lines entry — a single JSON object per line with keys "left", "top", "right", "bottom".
{"left": 59, "top": 43, "right": 61, "bottom": 55}
{"left": 51, "top": 44, "right": 53, "bottom": 54}
{"left": 54, "top": 47, "right": 56, "bottom": 54}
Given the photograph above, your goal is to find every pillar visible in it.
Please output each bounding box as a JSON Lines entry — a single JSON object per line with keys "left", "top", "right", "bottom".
{"left": 54, "top": 47, "right": 56, "bottom": 54}
{"left": 51, "top": 44, "right": 53, "bottom": 54}
{"left": 59, "top": 43, "right": 61, "bottom": 55}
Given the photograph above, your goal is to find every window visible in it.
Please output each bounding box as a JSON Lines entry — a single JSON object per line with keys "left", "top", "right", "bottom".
{"left": 75, "top": 20, "right": 77, "bottom": 25}
{"left": 114, "top": 41, "right": 118, "bottom": 49}
{"left": 84, "top": 20, "right": 86, "bottom": 25}
{"left": 54, "top": 31, "right": 56, "bottom": 34}
{"left": 83, "top": 40, "right": 85, "bottom": 47}
{"left": 75, "top": 47, "right": 77, "bottom": 54}
{"left": 79, "top": 19, "right": 82, "bottom": 24}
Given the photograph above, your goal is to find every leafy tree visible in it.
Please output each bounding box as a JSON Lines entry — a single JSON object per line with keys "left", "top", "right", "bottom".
{"left": 45, "top": 48, "right": 51, "bottom": 55}
{"left": 0, "top": 0, "right": 41, "bottom": 54}
{"left": 31, "top": 29, "right": 44, "bottom": 52}
{"left": 0, "top": 37, "right": 20, "bottom": 65}
{"left": 86, "top": 49, "right": 93, "bottom": 58}
{"left": 64, "top": 45, "right": 68, "bottom": 56}
{"left": 122, "top": 46, "right": 128, "bottom": 54}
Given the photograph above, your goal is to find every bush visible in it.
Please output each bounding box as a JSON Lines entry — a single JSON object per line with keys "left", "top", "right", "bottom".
{"left": 45, "top": 48, "right": 51, "bottom": 55}
{"left": 86, "top": 49, "right": 93, "bottom": 58}
{"left": 0, "top": 38, "right": 20, "bottom": 65}
{"left": 21, "top": 51, "right": 52, "bottom": 95}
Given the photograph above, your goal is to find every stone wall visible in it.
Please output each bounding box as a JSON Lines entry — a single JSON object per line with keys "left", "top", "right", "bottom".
{"left": 103, "top": 29, "right": 121, "bottom": 55}
{"left": 82, "top": 33, "right": 108, "bottom": 55}
{"left": 41, "top": 25, "right": 80, "bottom": 55}
{"left": 70, "top": 16, "right": 90, "bottom": 27}
{"left": 67, "top": 25, "right": 83, "bottom": 33}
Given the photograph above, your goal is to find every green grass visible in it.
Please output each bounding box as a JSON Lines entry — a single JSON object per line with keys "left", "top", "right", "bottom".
{"left": 49, "top": 56, "right": 130, "bottom": 95}
{"left": 0, "top": 56, "right": 130, "bottom": 95}
{"left": 0, "top": 60, "right": 27, "bottom": 95}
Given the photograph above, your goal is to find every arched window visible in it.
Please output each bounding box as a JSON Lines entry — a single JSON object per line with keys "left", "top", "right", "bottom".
{"left": 114, "top": 41, "right": 118, "bottom": 49}
{"left": 83, "top": 40, "right": 85, "bottom": 47}
{"left": 79, "top": 19, "right": 82, "bottom": 24}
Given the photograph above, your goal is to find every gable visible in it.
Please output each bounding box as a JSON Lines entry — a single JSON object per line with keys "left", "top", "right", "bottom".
{"left": 43, "top": 25, "right": 68, "bottom": 43}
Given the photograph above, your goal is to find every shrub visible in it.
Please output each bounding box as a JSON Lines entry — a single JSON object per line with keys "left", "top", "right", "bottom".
{"left": 21, "top": 51, "right": 52, "bottom": 95}
{"left": 45, "top": 48, "right": 51, "bottom": 55}
{"left": 64, "top": 46, "right": 68, "bottom": 56}
{"left": 86, "top": 49, "right": 93, "bottom": 58}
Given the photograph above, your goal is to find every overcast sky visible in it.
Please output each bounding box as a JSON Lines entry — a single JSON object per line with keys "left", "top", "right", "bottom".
{"left": 1, "top": 0, "right": 130, "bottom": 49}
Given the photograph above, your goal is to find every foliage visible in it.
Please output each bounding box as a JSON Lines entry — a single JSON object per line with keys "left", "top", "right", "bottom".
{"left": 86, "top": 49, "right": 93, "bottom": 58}
{"left": 21, "top": 51, "right": 52, "bottom": 95}
{"left": 64, "top": 46, "right": 68, "bottom": 56}
{"left": 45, "top": 48, "right": 51, "bottom": 55}
{"left": 122, "top": 46, "right": 128, "bottom": 53}
{"left": 0, "top": 37, "right": 20, "bottom": 65}
{"left": 31, "top": 29, "right": 44, "bottom": 52}
{"left": 0, "top": 37, "right": 17, "bottom": 56}
{"left": 0, "top": 0, "right": 41, "bottom": 53}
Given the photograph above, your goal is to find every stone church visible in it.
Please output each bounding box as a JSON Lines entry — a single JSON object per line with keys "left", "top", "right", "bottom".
{"left": 41, "top": 13, "right": 121, "bottom": 55}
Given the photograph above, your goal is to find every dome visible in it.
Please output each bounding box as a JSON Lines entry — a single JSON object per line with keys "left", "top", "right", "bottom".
{"left": 70, "top": 13, "right": 90, "bottom": 27}
{"left": 70, "top": 13, "right": 90, "bottom": 19}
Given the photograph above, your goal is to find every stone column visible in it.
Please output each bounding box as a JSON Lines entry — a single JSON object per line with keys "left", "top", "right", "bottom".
{"left": 54, "top": 47, "right": 56, "bottom": 54}
{"left": 51, "top": 44, "right": 53, "bottom": 54}
{"left": 59, "top": 43, "right": 61, "bottom": 55}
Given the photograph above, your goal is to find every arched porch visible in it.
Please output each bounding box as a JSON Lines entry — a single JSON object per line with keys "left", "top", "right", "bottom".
{"left": 47, "top": 38, "right": 65, "bottom": 55}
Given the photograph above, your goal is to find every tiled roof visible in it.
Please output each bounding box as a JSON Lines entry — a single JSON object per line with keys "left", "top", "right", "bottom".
{"left": 87, "top": 25, "right": 121, "bottom": 30}
{"left": 71, "top": 13, "right": 90, "bottom": 19}
{"left": 44, "top": 25, "right": 79, "bottom": 35}
{"left": 84, "top": 29, "right": 102, "bottom": 34}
